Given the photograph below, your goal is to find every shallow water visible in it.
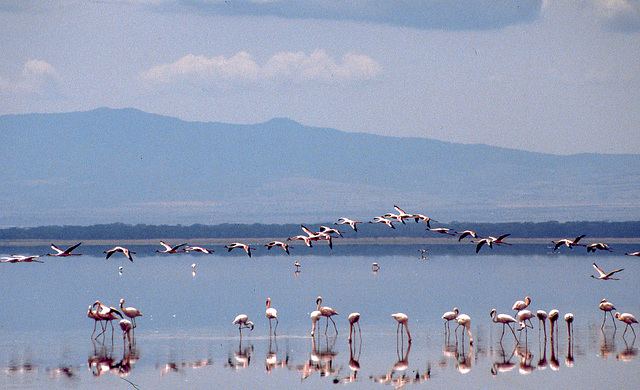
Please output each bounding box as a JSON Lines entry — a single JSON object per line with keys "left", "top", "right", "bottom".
{"left": 1, "top": 243, "right": 639, "bottom": 389}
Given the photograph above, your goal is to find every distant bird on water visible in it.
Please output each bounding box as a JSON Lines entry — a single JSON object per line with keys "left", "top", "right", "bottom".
{"left": 265, "top": 298, "right": 278, "bottom": 335}
{"left": 442, "top": 307, "right": 459, "bottom": 333}
{"left": 232, "top": 314, "right": 254, "bottom": 336}
{"left": 104, "top": 246, "right": 135, "bottom": 262}
{"left": 551, "top": 235, "right": 586, "bottom": 251}
{"left": 348, "top": 313, "right": 361, "bottom": 342}
{"left": 591, "top": 263, "right": 624, "bottom": 280}
{"left": 615, "top": 312, "right": 638, "bottom": 337}
{"left": 47, "top": 243, "right": 82, "bottom": 257}
{"left": 599, "top": 299, "right": 616, "bottom": 329}
{"left": 391, "top": 313, "right": 412, "bottom": 343}
{"left": 316, "top": 296, "right": 339, "bottom": 334}
{"left": 119, "top": 299, "right": 143, "bottom": 328}
{"left": 224, "top": 242, "right": 255, "bottom": 258}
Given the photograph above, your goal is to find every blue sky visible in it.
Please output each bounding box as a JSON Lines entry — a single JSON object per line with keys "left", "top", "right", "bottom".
{"left": 1, "top": 0, "right": 639, "bottom": 155}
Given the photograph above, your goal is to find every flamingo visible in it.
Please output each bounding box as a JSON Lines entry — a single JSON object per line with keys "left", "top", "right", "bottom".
{"left": 599, "top": 299, "right": 617, "bottom": 329}
{"left": 369, "top": 217, "right": 395, "bottom": 229}
{"left": 625, "top": 251, "right": 640, "bottom": 257}
{"left": 265, "top": 241, "right": 292, "bottom": 255}
{"left": 47, "top": 242, "right": 82, "bottom": 257}
{"left": 104, "top": 246, "right": 135, "bottom": 262}
{"left": 185, "top": 246, "right": 215, "bottom": 254}
{"left": 615, "top": 312, "right": 638, "bottom": 337}
{"left": 587, "top": 242, "right": 612, "bottom": 252}
{"left": 288, "top": 235, "right": 313, "bottom": 247}
{"left": 382, "top": 212, "right": 405, "bottom": 224}
{"left": 2, "top": 255, "right": 44, "bottom": 263}
{"left": 157, "top": 241, "right": 187, "bottom": 253}
{"left": 300, "top": 225, "right": 334, "bottom": 248}
{"left": 316, "top": 296, "right": 339, "bottom": 334}
{"left": 87, "top": 305, "right": 104, "bottom": 339}
{"left": 119, "top": 319, "right": 133, "bottom": 346}
{"left": 564, "top": 313, "right": 574, "bottom": 339}
{"left": 512, "top": 296, "right": 531, "bottom": 312}
{"left": 265, "top": 298, "right": 278, "bottom": 335}
{"left": 517, "top": 310, "right": 535, "bottom": 333}
{"left": 456, "top": 230, "right": 479, "bottom": 242}
{"left": 536, "top": 310, "right": 548, "bottom": 340}
{"left": 119, "top": 299, "right": 142, "bottom": 328}
{"left": 391, "top": 313, "right": 412, "bottom": 343}
{"left": 310, "top": 310, "right": 322, "bottom": 336}
{"left": 224, "top": 242, "right": 255, "bottom": 258}
{"left": 551, "top": 235, "right": 586, "bottom": 251}
{"left": 490, "top": 309, "right": 519, "bottom": 342}
{"left": 371, "top": 262, "right": 380, "bottom": 272}
{"left": 348, "top": 313, "right": 361, "bottom": 342}
{"left": 455, "top": 314, "right": 473, "bottom": 345}
{"left": 411, "top": 214, "right": 437, "bottom": 227}
{"left": 93, "top": 301, "right": 123, "bottom": 340}
{"left": 426, "top": 227, "right": 456, "bottom": 236}
{"left": 548, "top": 309, "right": 559, "bottom": 338}
{"left": 294, "top": 261, "right": 301, "bottom": 270}
{"left": 335, "top": 217, "right": 363, "bottom": 232}
{"left": 442, "top": 307, "right": 459, "bottom": 333}
{"left": 232, "top": 314, "right": 254, "bottom": 336}
{"left": 591, "top": 263, "right": 624, "bottom": 280}
{"left": 319, "top": 226, "right": 344, "bottom": 238}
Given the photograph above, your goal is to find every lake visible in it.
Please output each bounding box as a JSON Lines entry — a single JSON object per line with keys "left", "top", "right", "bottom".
{"left": 1, "top": 241, "right": 639, "bottom": 389}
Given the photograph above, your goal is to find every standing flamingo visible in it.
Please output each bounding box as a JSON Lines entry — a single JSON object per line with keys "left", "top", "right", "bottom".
{"left": 512, "top": 296, "right": 531, "bottom": 313}
{"left": 548, "top": 310, "right": 559, "bottom": 338}
{"left": 599, "top": 299, "right": 617, "bottom": 329}
{"left": 442, "top": 308, "right": 459, "bottom": 333}
{"left": 119, "top": 299, "right": 143, "bottom": 328}
{"left": 310, "top": 310, "right": 322, "bottom": 337}
{"left": 615, "top": 312, "right": 638, "bottom": 337}
{"left": 87, "top": 305, "right": 104, "bottom": 339}
{"left": 490, "top": 309, "right": 518, "bottom": 342}
{"left": 316, "top": 296, "right": 339, "bottom": 334}
{"left": 232, "top": 314, "right": 254, "bottom": 337}
{"left": 266, "top": 298, "right": 278, "bottom": 335}
{"left": 564, "top": 313, "right": 574, "bottom": 339}
{"left": 391, "top": 313, "right": 412, "bottom": 343}
{"left": 348, "top": 313, "right": 361, "bottom": 342}
{"left": 536, "top": 310, "right": 548, "bottom": 341}
{"left": 455, "top": 314, "right": 473, "bottom": 345}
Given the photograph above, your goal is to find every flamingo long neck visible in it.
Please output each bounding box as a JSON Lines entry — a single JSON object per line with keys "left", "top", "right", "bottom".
{"left": 316, "top": 299, "right": 322, "bottom": 311}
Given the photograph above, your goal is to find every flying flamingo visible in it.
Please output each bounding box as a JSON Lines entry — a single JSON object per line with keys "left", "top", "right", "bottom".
{"left": 512, "top": 296, "right": 531, "bottom": 313}
{"left": 369, "top": 217, "right": 396, "bottom": 229}
{"left": 392, "top": 205, "right": 415, "bottom": 223}
{"left": 265, "top": 241, "right": 292, "bottom": 254}
{"left": 335, "top": 217, "right": 363, "bottom": 232}
{"left": 348, "top": 313, "right": 361, "bottom": 342}
{"left": 599, "top": 299, "right": 617, "bottom": 329}
{"left": 615, "top": 312, "right": 638, "bottom": 337}
{"left": 625, "top": 251, "right": 640, "bottom": 257}
{"left": 591, "top": 263, "right": 624, "bottom": 280}
{"left": 383, "top": 212, "right": 405, "bottom": 224}
{"left": 266, "top": 298, "right": 278, "bottom": 335}
{"left": 587, "top": 242, "right": 612, "bottom": 252}
{"left": 391, "top": 313, "right": 412, "bottom": 343}
{"left": 316, "top": 296, "right": 339, "bottom": 334}
{"left": 2, "top": 255, "right": 44, "bottom": 263}
{"left": 288, "top": 235, "right": 313, "bottom": 247}
{"left": 489, "top": 309, "right": 519, "bottom": 342}
{"left": 551, "top": 235, "right": 586, "bottom": 251}
{"left": 456, "top": 230, "right": 479, "bottom": 242}
{"left": 47, "top": 243, "right": 82, "bottom": 257}
{"left": 104, "top": 246, "right": 135, "bottom": 262}
{"left": 442, "top": 307, "right": 459, "bottom": 333}
{"left": 119, "top": 299, "right": 142, "bottom": 328}
{"left": 411, "top": 214, "right": 437, "bottom": 227}
{"left": 156, "top": 241, "right": 187, "bottom": 253}
{"left": 232, "top": 314, "right": 254, "bottom": 337}
{"left": 319, "top": 226, "right": 344, "bottom": 238}
{"left": 455, "top": 314, "right": 473, "bottom": 345}
{"left": 426, "top": 227, "right": 456, "bottom": 236}
{"left": 185, "top": 246, "right": 215, "bottom": 254}
{"left": 224, "top": 242, "right": 255, "bottom": 258}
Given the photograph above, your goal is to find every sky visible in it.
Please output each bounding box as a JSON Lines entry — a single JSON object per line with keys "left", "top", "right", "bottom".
{"left": 1, "top": 0, "right": 639, "bottom": 155}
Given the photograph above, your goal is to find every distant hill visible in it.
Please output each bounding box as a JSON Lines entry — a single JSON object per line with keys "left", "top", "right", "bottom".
{"left": 2, "top": 108, "right": 639, "bottom": 226}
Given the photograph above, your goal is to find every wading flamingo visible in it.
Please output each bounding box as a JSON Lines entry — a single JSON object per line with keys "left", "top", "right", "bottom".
{"left": 232, "top": 314, "right": 254, "bottom": 337}
{"left": 119, "top": 299, "right": 142, "bottom": 328}
{"left": 455, "top": 314, "right": 473, "bottom": 345}
{"left": 490, "top": 309, "right": 518, "bottom": 342}
{"left": 615, "top": 312, "right": 638, "bottom": 338}
{"left": 348, "top": 313, "right": 361, "bottom": 342}
{"left": 512, "top": 296, "right": 531, "bottom": 313}
{"left": 266, "top": 298, "right": 278, "bottom": 335}
{"left": 316, "top": 296, "right": 339, "bottom": 334}
{"left": 599, "top": 299, "right": 617, "bottom": 329}
{"left": 391, "top": 313, "right": 412, "bottom": 343}
{"left": 442, "top": 308, "right": 459, "bottom": 333}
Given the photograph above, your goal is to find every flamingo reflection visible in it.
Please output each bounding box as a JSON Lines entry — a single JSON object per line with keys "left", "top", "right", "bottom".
{"left": 225, "top": 339, "right": 253, "bottom": 370}
{"left": 491, "top": 342, "right": 517, "bottom": 376}
{"left": 265, "top": 335, "right": 289, "bottom": 373}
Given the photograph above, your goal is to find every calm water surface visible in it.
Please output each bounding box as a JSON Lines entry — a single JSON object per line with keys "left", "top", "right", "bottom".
{"left": 1, "top": 243, "right": 639, "bottom": 389}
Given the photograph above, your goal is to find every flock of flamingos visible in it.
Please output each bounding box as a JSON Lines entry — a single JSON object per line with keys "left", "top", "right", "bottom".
{"left": 2, "top": 205, "right": 639, "bottom": 378}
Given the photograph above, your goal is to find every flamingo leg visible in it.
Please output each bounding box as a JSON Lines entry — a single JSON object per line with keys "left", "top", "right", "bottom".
{"left": 330, "top": 317, "right": 338, "bottom": 334}
{"left": 610, "top": 312, "right": 616, "bottom": 329}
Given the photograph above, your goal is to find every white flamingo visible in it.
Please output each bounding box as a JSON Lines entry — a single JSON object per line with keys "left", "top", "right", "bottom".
{"left": 47, "top": 242, "right": 82, "bottom": 257}
{"left": 119, "top": 319, "right": 133, "bottom": 346}
{"left": 615, "top": 312, "right": 638, "bottom": 337}
{"left": 348, "top": 313, "right": 361, "bottom": 342}
{"left": 411, "top": 214, "right": 437, "bottom": 227}
{"left": 490, "top": 309, "right": 518, "bottom": 342}
{"left": 624, "top": 251, "right": 640, "bottom": 257}
{"left": 288, "top": 235, "right": 313, "bottom": 247}
{"left": 316, "top": 296, "right": 339, "bottom": 334}
{"left": 157, "top": 241, "right": 187, "bottom": 253}
{"left": 232, "top": 314, "right": 254, "bottom": 336}
{"left": 456, "top": 230, "right": 479, "bottom": 242}
{"left": 369, "top": 217, "right": 396, "bottom": 229}
{"left": 591, "top": 263, "right": 624, "bottom": 280}
{"left": 185, "top": 246, "right": 215, "bottom": 254}
{"left": 442, "top": 307, "right": 459, "bottom": 333}
{"left": 426, "top": 227, "right": 456, "bottom": 236}
{"left": 391, "top": 313, "right": 412, "bottom": 343}
{"left": 455, "top": 314, "right": 473, "bottom": 345}
{"left": 335, "top": 217, "right": 363, "bottom": 232}
{"left": 87, "top": 305, "right": 104, "bottom": 339}
{"left": 266, "top": 298, "right": 278, "bottom": 335}
{"left": 564, "top": 313, "right": 574, "bottom": 339}
{"left": 599, "top": 299, "right": 617, "bottom": 329}
{"left": 224, "top": 242, "right": 255, "bottom": 258}
{"left": 104, "top": 246, "right": 135, "bottom": 262}
{"left": 536, "top": 310, "right": 548, "bottom": 340}
{"left": 119, "top": 299, "right": 143, "bottom": 328}
{"left": 512, "top": 296, "right": 531, "bottom": 312}
{"left": 551, "top": 235, "right": 586, "bottom": 251}
{"left": 310, "top": 310, "right": 322, "bottom": 336}
{"left": 265, "top": 241, "right": 292, "bottom": 254}
{"left": 587, "top": 242, "right": 612, "bottom": 252}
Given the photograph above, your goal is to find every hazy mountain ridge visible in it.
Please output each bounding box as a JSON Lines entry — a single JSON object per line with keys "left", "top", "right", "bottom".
{"left": 2, "top": 108, "right": 639, "bottom": 226}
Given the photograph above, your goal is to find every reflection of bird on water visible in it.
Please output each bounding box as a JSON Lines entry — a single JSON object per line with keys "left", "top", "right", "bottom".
{"left": 348, "top": 313, "right": 361, "bottom": 342}
{"left": 615, "top": 312, "right": 638, "bottom": 338}
{"left": 491, "top": 343, "right": 517, "bottom": 376}
{"left": 232, "top": 314, "right": 254, "bottom": 337}
{"left": 565, "top": 313, "right": 575, "bottom": 366}
{"left": 616, "top": 338, "right": 639, "bottom": 362}
{"left": 391, "top": 313, "right": 412, "bottom": 343}
{"left": 455, "top": 314, "right": 473, "bottom": 345}
{"left": 316, "top": 296, "right": 339, "bottom": 334}
{"left": 442, "top": 307, "right": 459, "bottom": 334}
{"left": 226, "top": 340, "right": 253, "bottom": 370}
{"left": 265, "top": 298, "right": 278, "bottom": 335}
{"left": 490, "top": 309, "right": 518, "bottom": 343}
{"left": 119, "top": 299, "right": 142, "bottom": 328}
{"left": 599, "top": 299, "right": 617, "bottom": 329}
{"left": 517, "top": 345, "right": 535, "bottom": 374}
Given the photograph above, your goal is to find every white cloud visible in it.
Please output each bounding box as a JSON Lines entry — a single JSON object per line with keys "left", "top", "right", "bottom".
{"left": 587, "top": 0, "right": 640, "bottom": 31}
{"left": 0, "top": 60, "right": 63, "bottom": 98}
{"left": 141, "top": 50, "right": 382, "bottom": 86}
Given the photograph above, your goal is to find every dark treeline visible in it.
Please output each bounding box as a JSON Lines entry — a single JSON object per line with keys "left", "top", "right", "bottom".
{"left": 1, "top": 220, "right": 639, "bottom": 240}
